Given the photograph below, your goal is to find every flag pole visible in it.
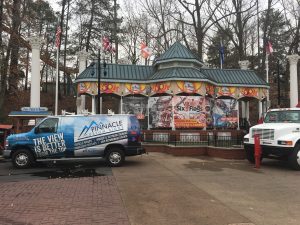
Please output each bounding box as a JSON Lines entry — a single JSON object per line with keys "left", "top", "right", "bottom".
{"left": 55, "top": 15, "right": 60, "bottom": 116}
{"left": 266, "top": 52, "right": 269, "bottom": 109}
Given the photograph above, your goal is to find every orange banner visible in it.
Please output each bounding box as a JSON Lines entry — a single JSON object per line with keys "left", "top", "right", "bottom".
{"left": 240, "top": 87, "right": 259, "bottom": 98}
{"left": 216, "top": 87, "right": 236, "bottom": 97}
{"left": 176, "top": 81, "right": 202, "bottom": 93}
{"left": 125, "top": 83, "right": 147, "bottom": 94}
{"left": 151, "top": 82, "right": 171, "bottom": 94}
{"left": 205, "top": 84, "right": 215, "bottom": 96}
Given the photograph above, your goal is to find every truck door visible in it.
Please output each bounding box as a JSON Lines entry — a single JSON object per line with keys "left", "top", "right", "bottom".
{"left": 32, "top": 118, "right": 66, "bottom": 158}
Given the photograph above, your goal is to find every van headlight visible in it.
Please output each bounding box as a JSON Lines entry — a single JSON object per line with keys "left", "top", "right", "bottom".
{"left": 278, "top": 140, "right": 293, "bottom": 146}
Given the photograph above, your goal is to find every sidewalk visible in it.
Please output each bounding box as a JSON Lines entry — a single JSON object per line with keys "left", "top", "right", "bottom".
{"left": 0, "top": 176, "right": 130, "bottom": 225}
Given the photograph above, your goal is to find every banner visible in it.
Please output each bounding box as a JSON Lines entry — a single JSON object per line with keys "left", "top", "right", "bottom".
{"left": 205, "top": 97, "right": 214, "bottom": 128}
{"left": 122, "top": 97, "right": 147, "bottom": 119}
{"left": 151, "top": 82, "right": 171, "bottom": 94}
{"left": 125, "top": 83, "right": 147, "bottom": 95}
{"left": 212, "top": 99, "right": 238, "bottom": 128}
{"left": 206, "top": 84, "right": 215, "bottom": 96}
{"left": 78, "top": 82, "right": 120, "bottom": 95}
{"left": 173, "top": 96, "right": 206, "bottom": 128}
{"left": 216, "top": 86, "right": 236, "bottom": 97}
{"left": 149, "top": 96, "right": 172, "bottom": 128}
{"left": 239, "top": 87, "right": 259, "bottom": 98}
{"left": 176, "top": 81, "right": 202, "bottom": 94}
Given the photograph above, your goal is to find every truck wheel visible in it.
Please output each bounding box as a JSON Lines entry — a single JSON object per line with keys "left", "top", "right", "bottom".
{"left": 106, "top": 148, "right": 125, "bottom": 167}
{"left": 12, "top": 149, "right": 34, "bottom": 169}
{"left": 288, "top": 144, "right": 300, "bottom": 170}
{"left": 245, "top": 146, "right": 255, "bottom": 164}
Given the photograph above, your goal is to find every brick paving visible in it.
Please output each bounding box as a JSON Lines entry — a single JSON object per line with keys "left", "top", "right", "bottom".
{"left": 0, "top": 176, "right": 130, "bottom": 225}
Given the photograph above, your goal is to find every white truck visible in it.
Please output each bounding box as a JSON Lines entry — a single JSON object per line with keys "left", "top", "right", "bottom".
{"left": 244, "top": 108, "right": 300, "bottom": 170}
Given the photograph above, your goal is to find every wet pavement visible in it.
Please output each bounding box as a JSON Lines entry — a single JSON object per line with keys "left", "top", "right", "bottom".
{"left": 0, "top": 153, "right": 300, "bottom": 225}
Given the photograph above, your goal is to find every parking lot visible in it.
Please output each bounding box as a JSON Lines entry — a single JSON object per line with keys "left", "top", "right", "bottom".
{"left": 0, "top": 153, "right": 300, "bottom": 225}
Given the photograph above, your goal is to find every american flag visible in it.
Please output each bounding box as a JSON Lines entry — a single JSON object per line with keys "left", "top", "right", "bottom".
{"left": 55, "top": 26, "right": 61, "bottom": 48}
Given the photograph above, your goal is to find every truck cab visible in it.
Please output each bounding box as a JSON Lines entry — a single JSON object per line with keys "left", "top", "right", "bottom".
{"left": 244, "top": 108, "right": 300, "bottom": 170}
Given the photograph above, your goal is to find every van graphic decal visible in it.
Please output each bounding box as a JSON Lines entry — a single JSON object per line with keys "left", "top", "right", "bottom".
{"left": 74, "top": 131, "right": 127, "bottom": 150}
{"left": 33, "top": 133, "right": 66, "bottom": 157}
{"left": 78, "top": 120, "right": 124, "bottom": 140}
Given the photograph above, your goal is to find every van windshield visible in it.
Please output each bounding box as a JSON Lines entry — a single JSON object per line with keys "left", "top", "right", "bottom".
{"left": 264, "top": 111, "right": 300, "bottom": 123}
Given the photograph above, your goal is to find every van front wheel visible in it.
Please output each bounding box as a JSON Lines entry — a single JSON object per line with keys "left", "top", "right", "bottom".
{"left": 106, "top": 148, "right": 125, "bottom": 167}
{"left": 12, "top": 149, "right": 34, "bottom": 169}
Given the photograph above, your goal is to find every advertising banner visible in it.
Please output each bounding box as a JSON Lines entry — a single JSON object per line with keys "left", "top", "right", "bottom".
{"left": 216, "top": 86, "right": 237, "bottom": 98}
{"left": 78, "top": 82, "right": 121, "bottom": 95}
{"left": 122, "top": 97, "right": 148, "bottom": 119}
{"left": 212, "top": 99, "right": 238, "bottom": 128}
{"left": 173, "top": 96, "right": 206, "bottom": 128}
{"left": 149, "top": 96, "right": 172, "bottom": 128}
{"left": 239, "top": 87, "right": 259, "bottom": 98}
{"left": 176, "top": 81, "right": 202, "bottom": 94}
{"left": 150, "top": 82, "right": 171, "bottom": 94}
{"left": 125, "top": 83, "right": 147, "bottom": 95}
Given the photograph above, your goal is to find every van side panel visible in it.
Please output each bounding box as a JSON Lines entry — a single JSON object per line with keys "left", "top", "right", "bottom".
{"left": 73, "top": 115, "right": 128, "bottom": 157}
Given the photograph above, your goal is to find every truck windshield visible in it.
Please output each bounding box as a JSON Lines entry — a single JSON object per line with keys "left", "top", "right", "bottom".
{"left": 264, "top": 111, "right": 300, "bottom": 123}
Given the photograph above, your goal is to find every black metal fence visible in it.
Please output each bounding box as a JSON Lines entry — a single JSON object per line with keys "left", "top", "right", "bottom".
{"left": 143, "top": 133, "right": 243, "bottom": 148}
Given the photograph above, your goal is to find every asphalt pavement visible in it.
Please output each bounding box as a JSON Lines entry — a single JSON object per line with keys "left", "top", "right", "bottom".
{"left": 0, "top": 153, "right": 299, "bottom": 225}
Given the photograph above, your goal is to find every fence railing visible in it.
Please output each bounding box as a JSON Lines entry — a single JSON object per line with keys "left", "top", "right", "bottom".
{"left": 142, "top": 133, "right": 243, "bottom": 148}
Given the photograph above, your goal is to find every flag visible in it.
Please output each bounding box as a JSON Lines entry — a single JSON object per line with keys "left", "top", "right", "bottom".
{"left": 55, "top": 26, "right": 61, "bottom": 48}
{"left": 265, "top": 38, "right": 273, "bottom": 54}
{"left": 219, "top": 40, "right": 225, "bottom": 66}
{"left": 140, "top": 42, "right": 152, "bottom": 58}
{"left": 102, "top": 36, "right": 115, "bottom": 53}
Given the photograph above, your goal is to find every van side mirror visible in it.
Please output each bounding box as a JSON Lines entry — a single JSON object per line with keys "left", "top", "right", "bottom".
{"left": 34, "top": 127, "right": 40, "bottom": 134}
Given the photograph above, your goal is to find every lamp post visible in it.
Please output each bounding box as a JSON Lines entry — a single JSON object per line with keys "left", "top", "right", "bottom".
{"left": 97, "top": 49, "right": 101, "bottom": 114}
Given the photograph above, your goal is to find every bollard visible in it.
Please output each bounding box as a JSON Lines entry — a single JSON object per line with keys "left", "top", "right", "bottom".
{"left": 254, "top": 134, "right": 261, "bottom": 168}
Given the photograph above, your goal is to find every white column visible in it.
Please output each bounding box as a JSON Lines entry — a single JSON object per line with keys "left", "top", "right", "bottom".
{"left": 76, "top": 50, "right": 89, "bottom": 114}
{"left": 287, "top": 55, "right": 300, "bottom": 107}
{"left": 120, "top": 95, "right": 123, "bottom": 114}
{"left": 237, "top": 101, "right": 240, "bottom": 130}
{"left": 258, "top": 100, "right": 263, "bottom": 118}
{"left": 92, "top": 96, "right": 96, "bottom": 114}
{"left": 241, "top": 101, "right": 246, "bottom": 118}
{"left": 246, "top": 101, "right": 250, "bottom": 121}
{"left": 29, "top": 37, "right": 44, "bottom": 108}
{"left": 147, "top": 95, "right": 150, "bottom": 130}
{"left": 171, "top": 95, "right": 175, "bottom": 131}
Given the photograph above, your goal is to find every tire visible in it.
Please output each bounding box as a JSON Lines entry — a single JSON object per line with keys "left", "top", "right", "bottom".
{"left": 106, "top": 147, "right": 125, "bottom": 167}
{"left": 12, "top": 149, "right": 34, "bottom": 169}
{"left": 245, "top": 146, "right": 255, "bottom": 164}
{"left": 288, "top": 144, "right": 300, "bottom": 170}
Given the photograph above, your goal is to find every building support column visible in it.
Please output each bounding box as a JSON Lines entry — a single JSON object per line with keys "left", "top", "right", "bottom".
{"left": 29, "top": 37, "right": 44, "bottom": 108}
{"left": 245, "top": 101, "right": 250, "bottom": 121}
{"left": 287, "top": 55, "right": 300, "bottom": 107}
{"left": 76, "top": 50, "right": 89, "bottom": 114}
{"left": 258, "top": 100, "right": 263, "bottom": 119}
{"left": 92, "top": 96, "right": 96, "bottom": 114}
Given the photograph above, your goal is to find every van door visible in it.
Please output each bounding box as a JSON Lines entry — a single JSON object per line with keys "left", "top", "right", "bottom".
{"left": 32, "top": 118, "right": 66, "bottom": 158}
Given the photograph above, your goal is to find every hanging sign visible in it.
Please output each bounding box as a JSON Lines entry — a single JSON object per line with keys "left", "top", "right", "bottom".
{"left": 125, "top": 83, "right": 147, "bottom": 95}
{"left": 151, "top": 82, "right": 171, "bottom": 94}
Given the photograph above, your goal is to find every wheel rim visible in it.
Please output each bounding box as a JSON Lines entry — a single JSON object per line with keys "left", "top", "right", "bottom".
{"left": 15, "top": 153, "right": 29, "bottom": 167}
{"left": 297, "top": 151, "right": 300, "bottom": 166}
{"left": 109, "top": 152, "right": 121, "bottom": 164}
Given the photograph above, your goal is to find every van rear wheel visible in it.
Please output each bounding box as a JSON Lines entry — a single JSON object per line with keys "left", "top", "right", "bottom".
{"left": 106, "top": 148, "right": 125, "bottom": 167}
{"left": 12, "top": 149, "right": 34, "bottom": 169}
{"left": 288, "top": 144, "right": 300, "bottom": 170}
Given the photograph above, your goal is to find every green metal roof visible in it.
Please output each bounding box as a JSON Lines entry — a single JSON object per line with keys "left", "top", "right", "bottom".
{"left": 75, "top": 63, "right": 153, "bottom": 82}
{"left": 154, "top": 41, "right": 203, "bottom": 65}
{"left": 200, "top": 68, "right": 267, "bottom": 86}
{"left": 75, "top": 41, "right": 268, "bottom": 88}
{"left": 149, "top": 67, "right": 208, "bottom": 81}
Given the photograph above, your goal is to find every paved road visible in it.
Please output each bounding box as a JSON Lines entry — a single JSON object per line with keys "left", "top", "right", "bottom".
{"left": 0, "top": 154, "right": 299, "bottom": 225}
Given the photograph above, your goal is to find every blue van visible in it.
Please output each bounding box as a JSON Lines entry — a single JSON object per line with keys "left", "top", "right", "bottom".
{"left": 3, "top": 115, "right": 145, "bottom": 168}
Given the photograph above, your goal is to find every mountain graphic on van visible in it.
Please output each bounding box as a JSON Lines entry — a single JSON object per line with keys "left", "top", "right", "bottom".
{"left": 78, "top": 121, "right": 98, "bottom": 139}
